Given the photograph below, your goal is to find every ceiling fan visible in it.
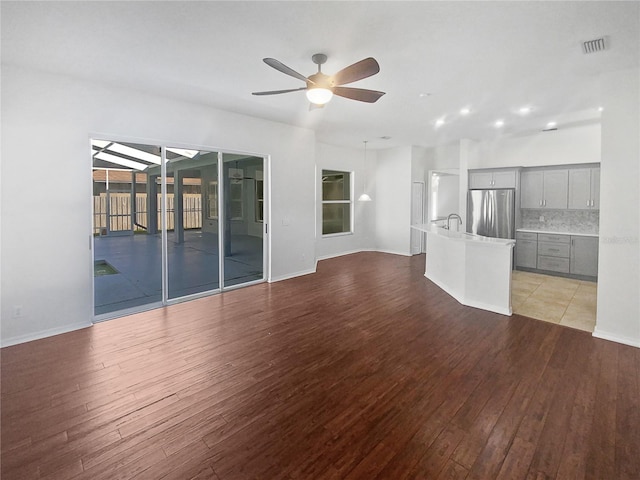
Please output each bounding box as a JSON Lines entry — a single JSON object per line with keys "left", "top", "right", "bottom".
{"left": 252, "top": 53, "right": 385, "bottom": 106}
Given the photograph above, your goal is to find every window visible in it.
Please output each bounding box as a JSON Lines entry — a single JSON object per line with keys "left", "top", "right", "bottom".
{"left": 322, "top": 170, "right": 352, "bottom": 235}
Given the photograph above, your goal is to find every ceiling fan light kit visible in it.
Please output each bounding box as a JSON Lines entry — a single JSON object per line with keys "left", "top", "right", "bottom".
{"left": 306, "top": 87, "right": 333, "bottom": 105}
{"left": 253, "top": 53, "right": 385, "bottom": 106}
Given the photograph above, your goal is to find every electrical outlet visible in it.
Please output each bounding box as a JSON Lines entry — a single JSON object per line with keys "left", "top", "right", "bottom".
{"left": 539, "top": 215, "right": 545, "bottom": 222}
{"left": 13, "top": 305, "right": 23, "bottom": 318}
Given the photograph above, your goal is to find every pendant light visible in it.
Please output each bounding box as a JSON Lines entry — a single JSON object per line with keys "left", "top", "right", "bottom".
{"left": 358, "top": 140, "right": 372, "bottom": 202}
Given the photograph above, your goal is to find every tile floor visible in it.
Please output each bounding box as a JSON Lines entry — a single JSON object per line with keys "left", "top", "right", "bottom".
{"left": 512, "top": 270, "right": 597, "bottom": 332}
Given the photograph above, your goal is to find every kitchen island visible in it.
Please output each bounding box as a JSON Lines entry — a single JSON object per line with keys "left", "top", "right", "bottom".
{"left": 412, "top": 224, "right": 516, "bottom": 315}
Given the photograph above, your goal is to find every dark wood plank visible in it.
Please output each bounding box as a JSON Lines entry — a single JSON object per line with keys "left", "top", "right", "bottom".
{"left": 1, "top": 252, "right": 638, "bottom": 480}
{"left": 614, "top": 346, "right": 640, "bottom": 479}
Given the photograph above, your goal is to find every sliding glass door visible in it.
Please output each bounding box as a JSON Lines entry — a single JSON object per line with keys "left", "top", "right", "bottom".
{"left": 166, "top": 148, "right": 220, "bottom": 299}
{"left": 92, "top": 141, "right": 164, "bottom": 315}
{"left": 91, "top": 140, "right": 266, "bottom": 319}
{"left": 222, "top": 154, "right": 264, "bottom": 287}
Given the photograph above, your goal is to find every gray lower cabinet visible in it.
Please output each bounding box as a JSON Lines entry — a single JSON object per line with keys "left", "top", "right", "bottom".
{"left": 516, "top": 232, "right": 537, "bottom": 268}
{"left": 537, "top": 233, "right": 570, "bottom": 273}
{"left": 515, "top": 231, "right": 598, "bottom": 278}
{"left": 570, "top": 236, "right": 599, "bottom": 277}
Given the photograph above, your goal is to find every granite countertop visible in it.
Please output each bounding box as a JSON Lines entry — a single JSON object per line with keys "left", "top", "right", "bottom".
{"left": 516, "top": 228, "right": 599, "bottom": 237}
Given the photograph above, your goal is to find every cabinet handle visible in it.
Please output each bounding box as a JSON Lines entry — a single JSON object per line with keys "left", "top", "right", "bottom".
{"left": 587, "top": 200, "right": 590, "bottom": 207}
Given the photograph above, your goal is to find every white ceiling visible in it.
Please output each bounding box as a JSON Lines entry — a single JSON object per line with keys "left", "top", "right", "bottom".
{"left": 2, "top": 1, "right": 638, "bottom": 149}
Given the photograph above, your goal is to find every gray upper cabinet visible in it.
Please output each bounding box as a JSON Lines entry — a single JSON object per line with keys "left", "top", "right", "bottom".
{"left": 568, "top": 167, "right": 600, "bottom": 210}
{"left": 520, "top": 169, "right": 568, "bottom": 209}
{"left": 520, "top": 170, "right": 543, "bottom": 208}
{"left": 469, "top": 169, "right": 516, "bottom": 189}
{"left": 492, "top": 170, "right": 517, "bottom": 188}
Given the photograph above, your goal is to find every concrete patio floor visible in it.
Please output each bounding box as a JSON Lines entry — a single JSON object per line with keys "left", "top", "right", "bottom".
{"left": 94, "top": 230, "right": 263, "bottom": 316}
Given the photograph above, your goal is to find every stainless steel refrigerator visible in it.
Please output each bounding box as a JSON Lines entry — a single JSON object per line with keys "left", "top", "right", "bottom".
{"left": 467, "top": 189, "right": 515, "bottom": 239}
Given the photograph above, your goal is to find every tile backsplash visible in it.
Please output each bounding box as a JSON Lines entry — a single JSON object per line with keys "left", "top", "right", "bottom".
{"left": 520, "top": 209, "right": 599, "bottom": 234}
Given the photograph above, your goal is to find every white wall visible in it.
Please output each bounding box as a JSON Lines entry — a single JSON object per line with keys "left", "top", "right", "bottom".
{"left": 1, "top": 65, "right": 317, "bottom": 346}
{"left": 411, "top": 146, "right": 430, "bottom": 184}
{"left": 433, "top": 143, "right": 462, "bottom": 170}
{"left": 423, "top": 141, "right": 468, "bottom": 228}
{"left": 432, "top": 175, "right": 460, "bottom": 220}
{"left": 315, "top": 142, "right": 375, "bottom": 260}
{"left": 594, "top": 67, "right": 640, "bottom": 347}
{"left": 375, "top": 146, "right": 412, "bottom": 255}
{"left": 470, "top": 123, "right": 601, "bottom": 169}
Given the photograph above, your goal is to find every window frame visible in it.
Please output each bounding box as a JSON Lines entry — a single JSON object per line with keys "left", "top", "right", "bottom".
{"left": 321, "top": 169, "right": 354, "bottom": 237}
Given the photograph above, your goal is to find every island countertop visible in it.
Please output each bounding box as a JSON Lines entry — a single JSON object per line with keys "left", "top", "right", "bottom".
{"left": 412, "top": 223, "right": 516, "bottom": 247}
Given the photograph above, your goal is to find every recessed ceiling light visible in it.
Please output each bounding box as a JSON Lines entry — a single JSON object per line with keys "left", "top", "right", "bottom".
{"left": 598, "top": 106, "right": 604, "bottom": 112}
{"left": 494, "top": 120, "right": 505, "bottom": 128}
{"left": 546, "top": 121, "right": 557, "bottom": 128}
{"left": 460, "top": 107, "right": 471, "bottom": 116}
{"left": 419, "top": 93, "right": 432, "bottom": 98}
{"left": 518, "top": 106, "right": 533, "bottom": 115}
{"left": 435, "top": 118, "right": 445, "bottom": 127}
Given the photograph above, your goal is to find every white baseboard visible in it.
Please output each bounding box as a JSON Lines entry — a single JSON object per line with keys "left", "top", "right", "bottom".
{"left": 269, "top": 267, "right": 317, "bottom": 283}
{"left": 592, "top": 327, "right": 640, "bottom": 348}
{"left": 1, "top": 322, "right": 92, "bottom": 348}
{"left": 369, "top": 248, "right": 412, "bottom": 257}
{"left": 316, "top": 249, "right": 373, "bottom": 261}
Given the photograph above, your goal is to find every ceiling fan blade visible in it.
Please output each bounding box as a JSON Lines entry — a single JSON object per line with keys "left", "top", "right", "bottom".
{"left": 332, "top": 57, "right": 380, "bottom": 86}
{"left": 252, "top": 87, "right": 307, "bottom": 96}
{"left": 333, "top": 87, "right": 385, "bottom": 103}
{"left": 263, "top": 58, "right": 312, "bottom": 84}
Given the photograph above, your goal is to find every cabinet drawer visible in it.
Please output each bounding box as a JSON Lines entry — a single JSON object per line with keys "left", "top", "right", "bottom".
{"left": 537, "top": 255, "right": 570, "bottom": 273}
{"left": 538, "top": 233, "right": 570, "bottom": 244}
{"left": 516, "top": 232, "right": 537, "bottom": 241}
{"left": 538, "top": 242, "right": 570, "bottom": 258}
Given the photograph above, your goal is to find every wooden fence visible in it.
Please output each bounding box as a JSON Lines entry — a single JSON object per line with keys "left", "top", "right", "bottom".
{"left": 93, "top": 193, "right": 202, "bottom": 234}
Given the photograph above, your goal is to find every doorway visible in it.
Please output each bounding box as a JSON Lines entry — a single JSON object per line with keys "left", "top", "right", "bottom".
{"left": 91, "top": 140, "right": 267, "bottom": 319}
{"left": 411, "top": 182, "right": 425, "bottom": 255}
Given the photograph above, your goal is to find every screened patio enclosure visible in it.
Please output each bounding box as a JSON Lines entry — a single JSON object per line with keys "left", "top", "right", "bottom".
{"left": 92, "top": 140, "right": 266, "bottom": 318}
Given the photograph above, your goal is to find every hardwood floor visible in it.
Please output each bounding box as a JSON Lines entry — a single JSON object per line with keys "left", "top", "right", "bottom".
{"left": 2, "top": 252, "right": 639, "bottom": 479}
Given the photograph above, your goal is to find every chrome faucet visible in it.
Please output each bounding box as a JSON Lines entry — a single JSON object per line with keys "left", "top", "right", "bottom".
{"left": 446, "top": 213, "right": 462, "bottom": 231}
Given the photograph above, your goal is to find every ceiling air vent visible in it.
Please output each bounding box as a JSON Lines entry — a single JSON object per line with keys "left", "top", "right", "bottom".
{"left": 582, "top": 37, "right": 607, "bottom": 54}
